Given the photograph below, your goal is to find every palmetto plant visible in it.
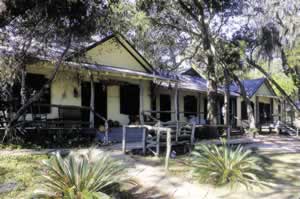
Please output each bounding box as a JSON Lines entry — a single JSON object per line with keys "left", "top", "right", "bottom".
{"left": 192, "top": 139, "right": 263, "bottom": 188}
{"left": 33, "top": 150, "right": 127, "bottom": 199}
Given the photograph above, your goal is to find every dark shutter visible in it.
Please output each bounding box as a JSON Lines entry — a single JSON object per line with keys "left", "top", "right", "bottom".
{"left": 120, "top": 84, "right": 140, "bottom": 115}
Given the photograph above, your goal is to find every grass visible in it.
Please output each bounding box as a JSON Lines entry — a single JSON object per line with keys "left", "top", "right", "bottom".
{"left": 0, "top": 153, "right": 154, "bottom": 199}
{"left": 0, "top": 154, "right": 48, "bottom": 199}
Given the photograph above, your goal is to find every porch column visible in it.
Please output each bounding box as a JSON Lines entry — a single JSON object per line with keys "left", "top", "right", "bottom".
{"left": 89, "top": 73, "right": 95, "bottom": 128}
{"left": 197, "top": 93, "right": 201, "bottom": 123}
{"left": 270, "top": 98, "right": 274, "bottom": 122}
{"left": 139, "top": 80, "right": 144, "bottom": 125}
{"left": 174, "top": 81, "right": 179, "bottom": 141}
{"left": 224, "top": 92, "right": 230, "bottom": 138}
{"left": 174, "top": 82, "right": 179, "bottom": 121}
{"left": 255, "top": 96, "right": 259, "bottom": 125}
{"left": 281, "top": 100, "right": 284, "bottom": 122}
{"left": 236, "top": 97, "right": 242, "bottom": 126}
{"left": 224, "top": 72, "right": 230, "bottom": 125}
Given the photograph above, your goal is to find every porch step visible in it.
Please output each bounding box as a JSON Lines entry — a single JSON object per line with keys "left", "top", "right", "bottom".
{"left": 80, "top": 128, "right": 98, "bottom": 135}
{"left": 277, "top": 122, "right": 298, "bottom": 136}
{"left": 230, "top": 128, "right": 243, "bottom": 136}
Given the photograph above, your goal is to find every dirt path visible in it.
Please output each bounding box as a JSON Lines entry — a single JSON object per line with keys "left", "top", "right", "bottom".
{"left": 127, "top": 157, "right": 219, "bottom": 199}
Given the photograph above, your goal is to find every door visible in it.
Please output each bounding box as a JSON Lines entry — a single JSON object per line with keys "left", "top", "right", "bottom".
{"left": 81, "top": 82, "right": 107, "bottom": 126}
{"left": 259, "top": 103, "right": 271, "bottom": 124}
{"left": 160, "top": 94, "right": 171, "bottom": 122}
{"left": 230, "top": 98, "right": 237, "bottom": 127}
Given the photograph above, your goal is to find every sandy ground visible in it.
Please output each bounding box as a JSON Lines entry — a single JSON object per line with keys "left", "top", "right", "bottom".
{"left": 124, "top": 135, "right": 300, "bottom": 199}
{"left": 1, "top": 135, "right": 300, "bottom": 199}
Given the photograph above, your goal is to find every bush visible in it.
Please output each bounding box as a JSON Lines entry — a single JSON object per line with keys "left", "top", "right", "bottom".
{"left": 33, "top": 149, "right": 127, "bottom": 198}
{"left": 192, "top": 139, "right": 263, "bottom": 188}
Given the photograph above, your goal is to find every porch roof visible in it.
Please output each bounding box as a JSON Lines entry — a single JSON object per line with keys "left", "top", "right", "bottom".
{"left": 64, "top": 61, "right": 175, "bottom": 81}
{"left": 177, "top": 74, "right": 208, "bottom": 92}
{"left": 155, "top": 73, "right": 239, "bottom": 96}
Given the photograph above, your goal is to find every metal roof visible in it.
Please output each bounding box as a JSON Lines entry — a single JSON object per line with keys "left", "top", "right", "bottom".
{"left": 64, "top": 61, "right": 173, "bottom": 81}
{"left": 230, "top": 78, "right": 266, "bottom": 97}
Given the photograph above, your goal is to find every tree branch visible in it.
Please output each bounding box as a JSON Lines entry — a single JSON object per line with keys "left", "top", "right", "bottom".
{"left": 247, "top": 58, "right": 300, "bottom": 112}
{"left": 3, "top": 36, "right": 73, "bottom": 141}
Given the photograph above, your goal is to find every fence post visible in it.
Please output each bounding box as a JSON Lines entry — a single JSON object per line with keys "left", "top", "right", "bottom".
{"left": 156, "top": 128, "right": 160, "bottom": 156}
{"left": 227, "top": 125, "right": 231, "bottom": 140}
{"left": 104, "top": 121, "right": 109, "bottom": 144}
{"left": 191, "top": 123, "right": 196, "bottom": 146}
{"left": 89, "top": 73, "right": 95, "bottom": 128}
{"left": 142, "top": 127, "right": 147, "bottom": 155}
{"left": 139, "top": 81, "right": 144, "bottom": 125}
{"left": 165, "top": 128, "right": 171, "bottom": 171}
{"left": 122, "top": 125, "right": 127, "bottom": 153}
{"left": 174, "top": 82, "right": 179, "bottom": 142}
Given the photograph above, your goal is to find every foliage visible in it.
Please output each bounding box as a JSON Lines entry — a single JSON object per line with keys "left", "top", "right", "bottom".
{"left": 0, "top": 154, "right": 47, "bottom": 199}
{"left": 0, "top": 0, "right": 147, "bottom": 142}
{"left": 33, "top": 150, "right": 127, "bottom": 198}
{"left": 192, "top": 139, "right": 263, "bottom": 188}
{"left": 134, "top": 0, "right": 246, "bottom": 124}
{"left": 233, "top": 0, "right": 300, "bottom": 101}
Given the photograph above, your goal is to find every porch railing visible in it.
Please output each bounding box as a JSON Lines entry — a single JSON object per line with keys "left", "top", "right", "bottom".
{"left": 0, "top": 103, "right": 109, "bottom": 143}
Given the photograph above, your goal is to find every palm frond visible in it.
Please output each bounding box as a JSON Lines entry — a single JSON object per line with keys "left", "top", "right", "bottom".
{"left": 192, "top": 139, "right": 264, "bottom": 189}
{"left": 34, "top": 149, "right": 126, "bottom": 198}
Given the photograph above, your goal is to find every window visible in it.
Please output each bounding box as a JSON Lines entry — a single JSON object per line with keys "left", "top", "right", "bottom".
{"left": 241, "top": 101, "right": 254, "bottom": 120}
{"left": 259, "top": 103, "right": 272, "bottom": 123}
{"left": 13, "top": 73, "right": 51, "bottom": 113}
{"left": 120, "top": 84, "right": 140, "bottom": 115}
{"left": 184, "top": 95, "right": 197, "bottom": 117}
{"left": 159, "top": 94, "right": 171, "bottom": 122}
{"left": 27, "top": 73, "right": 51, "bottom": 113}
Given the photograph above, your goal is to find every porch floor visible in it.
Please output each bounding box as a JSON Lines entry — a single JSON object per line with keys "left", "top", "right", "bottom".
{"left": 105, "top": 136, "right": 261, "bottom": 152}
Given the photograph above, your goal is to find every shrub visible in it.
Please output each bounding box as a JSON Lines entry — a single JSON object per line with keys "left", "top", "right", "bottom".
{"left": 33, "top": 149, "right": 127, "bottom": 198}
{"left": 192, "top": 139, "right": 263, "bottom": 188}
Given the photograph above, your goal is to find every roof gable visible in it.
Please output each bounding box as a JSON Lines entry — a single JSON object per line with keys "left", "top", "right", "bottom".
{"left": 79, "top": 35, "right": 153, "bottom": 73}
{"left": 255, "top": 81, "right": 276, "bottom": 97}
{"left": 230, "top": 78, "right": 277, "bottom": 98}
{"left": 181, "top": 66, "right": 204, "bottom": 78}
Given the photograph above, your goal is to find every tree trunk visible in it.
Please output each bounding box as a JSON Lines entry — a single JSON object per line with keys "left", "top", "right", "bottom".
{"left": 230, "top": 73, "right": 256, "bottom": 131}
{"left": 89, "top": 73, "right": 95, "bottom": 128}
{"left": 178, "top": 0, "right": 219, "bottom": 125}
{"left": 224, "top": 69, "right": 230, "bottom": 126}
{"left": 206, "top": 55, "right": 218, "bottom": 125}
{"left": 224, "top": 69, "right": 231, "bottom": 138}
